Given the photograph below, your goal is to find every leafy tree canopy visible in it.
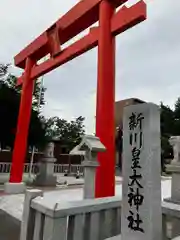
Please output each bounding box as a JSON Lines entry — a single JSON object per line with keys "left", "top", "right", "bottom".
{"left": 44, "top": 116, "right": 85, "bottom": 152}
{"left": 0, "top": 63, "right": 86, "bottom": 152}
{"left": 0, "top": 63, "right": 46, "bottom": 149}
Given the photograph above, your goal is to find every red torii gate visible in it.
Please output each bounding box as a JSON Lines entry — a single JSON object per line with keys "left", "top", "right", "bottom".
{"left": 9, "top": 0, "right": 146, "bottom": 197}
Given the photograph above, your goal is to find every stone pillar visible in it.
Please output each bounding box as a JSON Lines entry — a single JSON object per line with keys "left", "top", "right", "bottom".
{"left": 165, "top": 136, "right": 180, "bottom": 203}
{"left": 169, "top": 136, "right": 180, "bottom": 164}
{"left": 76, "top": 135, "right": 106, "bottom": 199}
{"left": 121, "top": 103, "right": 162, "bottom": 240}
{"left": 96, "top": 0, "right": 115, "bottom": 198}
{"left": 82, "top": 150, "right": 99, "bottom": 199}
{"left": 4, "top": 58, "right": 34, "bottom": 194}
{"left": 34, "top": 142, "right": 57, "bottom": 187}
{"left": 165, "top": 137, "right": 180, "bottom": 239}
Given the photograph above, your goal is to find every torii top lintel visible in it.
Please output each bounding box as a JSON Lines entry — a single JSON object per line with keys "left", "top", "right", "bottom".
{"left": 15, "top": 0, "right": 146, "bottom": 85}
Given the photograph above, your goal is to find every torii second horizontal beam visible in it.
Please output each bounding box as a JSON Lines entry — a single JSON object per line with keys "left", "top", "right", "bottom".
{"left": 17, "top": 1, "right": 146, "bottom": 86}
{"left": 14, "top": 0, "right": 127, "bottom": 69}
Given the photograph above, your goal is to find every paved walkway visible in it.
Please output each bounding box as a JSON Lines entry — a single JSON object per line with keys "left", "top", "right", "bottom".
{"left": 0, "top": 173, "right": 123, "bottom": 191}
{"left": 0, "top": 177, "right": 171, "bottom": 240}
{"left": 0, "top": 178, "right": 171, "bottom": 222}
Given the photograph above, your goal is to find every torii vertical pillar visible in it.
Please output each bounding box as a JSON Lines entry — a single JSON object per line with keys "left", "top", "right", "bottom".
{"left": 95, "top": 0, "right": 115, "bottom": 197}
{"left": 6, "top": 0, "right": 146, "bottom": 195}
{"left": 4, "top": 58, "right": 34, "bottom": 193}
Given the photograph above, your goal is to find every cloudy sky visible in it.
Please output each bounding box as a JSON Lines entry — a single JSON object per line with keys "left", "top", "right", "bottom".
{"left": 0, "top": 0, "right": 180, "bottom": 133}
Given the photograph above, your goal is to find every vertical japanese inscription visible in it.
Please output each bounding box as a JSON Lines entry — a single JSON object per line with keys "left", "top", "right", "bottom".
{"left": 127, "top": 112, "right": 145, "bottom": 233}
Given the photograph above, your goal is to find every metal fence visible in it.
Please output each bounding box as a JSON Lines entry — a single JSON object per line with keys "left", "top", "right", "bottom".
{"left": 0, "top": 162, "right": 83, "bottom": 174}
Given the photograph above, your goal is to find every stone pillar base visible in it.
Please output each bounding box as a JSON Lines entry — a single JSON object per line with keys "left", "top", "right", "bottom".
{"left": 82, "top": 160, "right": 99, "bottom": 199}
{"left": 4, "top": 182, "right": 26, "bottom": 194}
{"left": 164, "top": 197, "right": 180, "bottom": 204}
{"left": 164, "top": 164, "right": 180, "bottom": 203}
{"left": 164, "top": 164, "right": 180, "bottom": 239}
{"left": 33, "top": 157, "right": 57, "bottom": 187}
{"left": 34, "top": 175, "right": 57, "bottom": 187}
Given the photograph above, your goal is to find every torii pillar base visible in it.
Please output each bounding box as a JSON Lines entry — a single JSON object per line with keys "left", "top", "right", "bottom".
{"left": 95, "top": 0, "right": 115, "bottom": 198}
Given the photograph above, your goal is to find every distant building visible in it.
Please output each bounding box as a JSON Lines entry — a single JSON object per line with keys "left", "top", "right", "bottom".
{"left": 46, "top": 98, "right": 145, "bottom": 167}
{"left": 115, "top": 98, "right": 145, "bottom": 171}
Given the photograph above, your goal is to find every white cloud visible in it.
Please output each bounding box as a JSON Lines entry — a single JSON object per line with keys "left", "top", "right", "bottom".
{"left": 1, "top": 0, "right": 180, "bottom": 133}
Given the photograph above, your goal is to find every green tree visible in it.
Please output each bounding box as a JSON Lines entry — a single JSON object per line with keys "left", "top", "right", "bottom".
{"left": 0, "top": 63, "right": 9, "bottom": 78}
{"left": 174, "top": 97, "right": 180, "bottom": 120}
{"left": 4, "top": 74, "right": 46, "bottom": 112}
{"left": 0, "top": 63, "right": 46, "bottom": 149}
{"left": 158, "top": 100, "right": 180, "bottom": 172}
{"left": 173, "top": 98, "right": 180, "bottom": 136}
{"left": 160, "top": 98, "right": 180, "bottom": 138}
{"left": 160, "top": 102, "right": 174, "bottom": 136}
{"left": 160, "top": 102, "right": 174, "bottom": 162}
{"left": 44, "top": 116, "right": 85, "bottom": 152}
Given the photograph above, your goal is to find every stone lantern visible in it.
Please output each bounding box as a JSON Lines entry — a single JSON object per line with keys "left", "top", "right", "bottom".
{"left": 76, "top": 135, "right": 106, "bottom": 199}
{"left": 165, "top": 136, "right": 180, "bottom": 238}
{"left": 34, "top": 141, "right": 57, "bottom": 187}
{"left": 169, "top": 136, "right": 180, "bottom": 165}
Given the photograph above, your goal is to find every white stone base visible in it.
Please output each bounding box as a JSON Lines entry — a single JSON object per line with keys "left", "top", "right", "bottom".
{"left": 4, "top": 182, "right": 26, "bottom": 194}
{"left": 166, "top": 164, "right": 180, "bottom": 173}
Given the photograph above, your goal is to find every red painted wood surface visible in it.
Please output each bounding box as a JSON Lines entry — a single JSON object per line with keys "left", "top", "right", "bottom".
{"left": 17, "top": 1, "right": 146, "bottom": 85}
{"left": 10, "top": 0, "right": 147, "bottom": 196}
{"left": 95, "top": 0, "right": 116, "bottom": 197}
{"left": 10, "top": 58, "right": 35, "bottom": 183}
{"left": 15, "top": 0, "right": 127, "bottom": 69}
